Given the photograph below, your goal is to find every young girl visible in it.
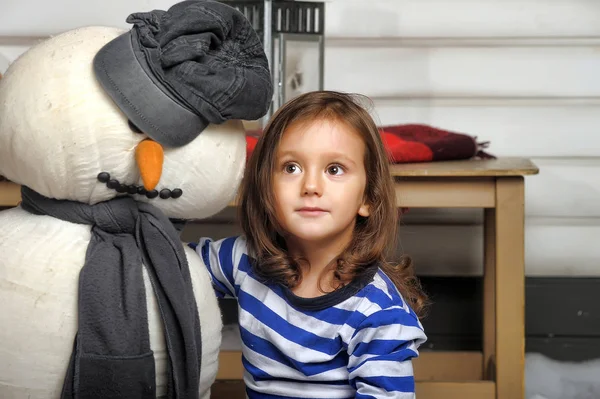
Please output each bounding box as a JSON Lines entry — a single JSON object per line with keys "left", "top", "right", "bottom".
{"left": 192, "top": 91, "right": 428, "bottom": 398}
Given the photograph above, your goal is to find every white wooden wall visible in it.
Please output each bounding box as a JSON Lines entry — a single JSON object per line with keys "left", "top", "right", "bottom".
{"left": 1, "top": 0, "right": 598, "bottom": 276}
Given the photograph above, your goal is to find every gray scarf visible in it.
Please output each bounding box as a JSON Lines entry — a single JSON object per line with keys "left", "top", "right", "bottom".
{"left": 20, "top": 186, "right": 202, "bottom": 399}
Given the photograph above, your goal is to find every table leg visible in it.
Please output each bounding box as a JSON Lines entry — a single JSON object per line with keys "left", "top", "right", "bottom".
{"left": 495, "top": 177, "right": 526, "bottom": 399}
{"left": 483, "top": 207, "right": 496, "bottom": 380}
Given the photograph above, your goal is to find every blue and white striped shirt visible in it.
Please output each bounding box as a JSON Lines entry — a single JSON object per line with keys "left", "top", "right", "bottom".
{"left": 193, "top": 236, "right": 427, "bottom": 399}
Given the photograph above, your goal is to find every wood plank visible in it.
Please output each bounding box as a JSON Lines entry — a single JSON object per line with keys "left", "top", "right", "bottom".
{"left": 211, "top": 380, "right": 495, "bottom": 399}
{"left": 217, "top": 351, "right": 484, "bottom": 382}
{"left": 328, "top": 37, "right": 600, "bottom": 48}
{"left": 324, "top": 46, "right": 600, "bottom": 98}
{"left": 0, "top": 41, "right": 33, "bottom": 66}
{"left": 414, "top": 351, "right": 483, "bottom": 381}
{"left": 495, "top": 177, "right": 526, "bottom": 399}
{"left": 525, "top": 158, "right": 600, "bottom": 218}
{"left": 527, "top": 337, "right": 600, "bottom": 362}
{"left": 217, "top": 351, "right": 244, "bottom": 380}
{"left": 217, "top": 277, "right": 600, "bottom": 357}
{"left": 0, "top": 0, "right": 600, "bottom": 39}
{"left": 395, "top": 178, "right": 495, "bottom": 207}
{"left": 0, "top": 49, "right": 12, "bottom": 74}
{"left": 421, "top": 335, "right": 482, "bottom": 351}
{"left": 5, "top": 158, "right": 598, "bottom": 219}
{"left": 523, "top": 221, "right": 600, "bottom": 276}
{"left": 526, "top": 278, "right": 600, "bottom": 337}
{"left": 373, "top": 102, "right": 600, "bottom": 158}
{"left": 190, "top": 332, "right": 492, "bottom": 355}
{"left": 390, "top": 158, "right": 538, "bottom": 177}
{"left": 182, "top": 220, "right": 600, "bottom": 277}
{"left": 0, "top": 181, "right": 20, "bottom": 207}
{"left": 0, "top": 179, "right": 495, "bottom": 208}
{"left": 4, "top": 0, "right": 599, "bottom": 39}
{"left": 1, "top": 158, "right": 536, "bottom": 208}
{"left": 416, "top": 381, "right": 495, "bottom": 399}
{"left": 8, "top": 41, "right": 600, "bottom": 101}
{"left": 325, "top": 0, "right": 600, "bottom": 39}
{"left": 211, "top": 381, "right": 246, "bottom": 398}
{"left": 166, "top": 158, "right": 600, "bottom": 220}
{"left": 483, "top": 208, "right": 496, "bottom": 380}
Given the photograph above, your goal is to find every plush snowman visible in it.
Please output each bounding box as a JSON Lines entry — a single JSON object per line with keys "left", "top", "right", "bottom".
{"left": 0, "top": 2, "right": 272, "bottom": 398}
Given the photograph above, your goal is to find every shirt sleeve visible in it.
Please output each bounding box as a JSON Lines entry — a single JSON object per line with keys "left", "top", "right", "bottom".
{"left": 188, "top": 235, "right": 248, "bottom": 299}
{"left": 347, "top": 306, "right": 427, "bottom": 399}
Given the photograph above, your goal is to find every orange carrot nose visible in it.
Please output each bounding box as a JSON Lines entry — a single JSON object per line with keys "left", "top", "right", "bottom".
{"left": 135, "top": 139, "right": 164, "bottom": 191}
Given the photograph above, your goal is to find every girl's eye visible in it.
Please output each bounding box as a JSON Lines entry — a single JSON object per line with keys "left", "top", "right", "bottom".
{"left": 327, "top": 164, "right": 345, "bottom": 176}
{"left": 284, "top": 163, "right": 301, "bottom": 174}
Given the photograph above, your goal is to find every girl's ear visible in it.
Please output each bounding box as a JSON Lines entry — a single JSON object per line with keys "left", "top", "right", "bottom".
{"left": 358, "top": 202, "right": 370, "bottom": 217}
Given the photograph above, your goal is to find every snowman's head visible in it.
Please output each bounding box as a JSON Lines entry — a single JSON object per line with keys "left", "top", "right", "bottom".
{"left": 0, "top": 3, "right": 272, "bottom": 220}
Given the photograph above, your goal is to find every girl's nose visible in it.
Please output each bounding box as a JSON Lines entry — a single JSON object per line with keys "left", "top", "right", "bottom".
{"left": 302, "top": 170, "right": 322, "bottom": 196}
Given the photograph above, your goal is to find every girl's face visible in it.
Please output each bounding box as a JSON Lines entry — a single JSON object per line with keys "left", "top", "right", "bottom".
{"left": 272, "top": 118, "right": 370, "bottom": 249}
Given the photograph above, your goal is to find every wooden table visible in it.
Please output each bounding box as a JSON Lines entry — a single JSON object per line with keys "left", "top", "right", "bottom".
{"left": 0, "top": 157, "right": 539, "bottom": 399}
{"left": 393, "top": 157, "right": 537, "bottom": 399}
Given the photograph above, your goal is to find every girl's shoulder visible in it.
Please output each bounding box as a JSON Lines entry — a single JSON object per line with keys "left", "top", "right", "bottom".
{"left": 193, "top": 234, "right": 255, "bottom": 274}
{"left": 350, "top": 268, "right": 419, "bottom": 320}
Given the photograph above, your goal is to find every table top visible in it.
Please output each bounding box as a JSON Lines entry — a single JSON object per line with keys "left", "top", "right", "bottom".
{"left": 0, "top": 158, "right": 539, "bottom": 207}
{"left": 390, "top": 157, "right": 539, "bottom": 177}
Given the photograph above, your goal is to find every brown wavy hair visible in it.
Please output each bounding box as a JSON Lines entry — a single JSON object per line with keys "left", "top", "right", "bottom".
{"left": 238, "top": 91, "right": 428, "bottom": 317}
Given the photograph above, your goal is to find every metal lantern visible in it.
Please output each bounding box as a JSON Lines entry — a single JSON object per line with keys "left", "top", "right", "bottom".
{"left": 220, "top": 0, "right": 326, "bottom": 126}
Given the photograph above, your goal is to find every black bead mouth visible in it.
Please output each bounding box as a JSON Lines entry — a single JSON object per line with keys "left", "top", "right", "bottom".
{"left": 97, "top": 172, "right": 182, "bottom": 200}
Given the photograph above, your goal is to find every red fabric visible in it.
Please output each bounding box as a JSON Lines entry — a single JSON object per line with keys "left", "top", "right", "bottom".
{"left": 380, "top": 131, "right": 434, "bottom": 163}
{"left": 246, "top": 135, "right": 259, "bottom": 159}
{"left": 246, "top": 124, "right": 493, "bottom": 164}
{"left": 380, "top": 124, "right": 484, "bottom": 163}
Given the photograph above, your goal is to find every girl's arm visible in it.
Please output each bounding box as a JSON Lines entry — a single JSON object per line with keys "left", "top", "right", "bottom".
{"left": 188, "top": 235, "right": 249, "bottom": 299}
{"left": 347, "top": 306, "right": 427, "bottom": 399}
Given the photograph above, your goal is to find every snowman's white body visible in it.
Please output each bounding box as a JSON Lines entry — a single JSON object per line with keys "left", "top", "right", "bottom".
{"left": 0, "top": 208, "right": 222, "bottom": 398}
{"left": 0, "top": 26, "right": 248, "bottom": 398}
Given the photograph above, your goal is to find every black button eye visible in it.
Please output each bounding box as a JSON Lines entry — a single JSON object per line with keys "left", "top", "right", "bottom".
{"left": 128, "top": 120, "right": 144, "bottom": 134}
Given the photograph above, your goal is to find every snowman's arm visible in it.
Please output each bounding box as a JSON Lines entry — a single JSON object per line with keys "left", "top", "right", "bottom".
{"left": 186, "top": 236, "right": 247, "bottom": 299}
